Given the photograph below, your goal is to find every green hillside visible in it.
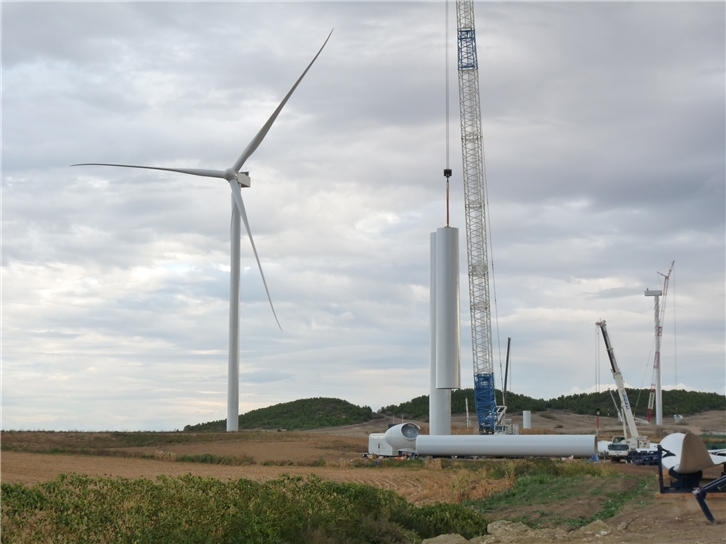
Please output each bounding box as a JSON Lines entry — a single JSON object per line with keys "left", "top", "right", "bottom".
{"left": 184, "top": 397, "right": 375, "bottom": 432}
{"left": 185, "top": 390, "right": 724, "bottom": 431}
{"left": 378, "top": 388, "right": 726, "bottom": 421}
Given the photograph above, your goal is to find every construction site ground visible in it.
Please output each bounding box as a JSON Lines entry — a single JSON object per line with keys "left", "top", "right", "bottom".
{"left": 2, "top": 409, "right": 725, "bottom": 543}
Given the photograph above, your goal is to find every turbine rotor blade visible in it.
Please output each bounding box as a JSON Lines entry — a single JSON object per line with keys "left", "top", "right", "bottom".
{"left": 677, "top": 432, "right": 719, "bottom": 474}
{"left": 72, "top": 163, "right": 227, "bottom": 179}
{"left": 228, "top": 180, "right": 283, "bottom": 332}
{"left": 231, "top": 29, "right": 333, "bottom": 172}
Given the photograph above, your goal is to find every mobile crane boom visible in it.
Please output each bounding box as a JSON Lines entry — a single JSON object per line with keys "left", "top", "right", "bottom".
{"left": 596, "top": 320, "right": 650, "bottom": 450}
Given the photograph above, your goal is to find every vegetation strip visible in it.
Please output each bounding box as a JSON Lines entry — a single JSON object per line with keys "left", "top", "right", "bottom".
{"left": 2, "top": 474, "right": 487, "bottom": 543}
{"left": 1, "top": 456, "right": 661, "bottom": 541}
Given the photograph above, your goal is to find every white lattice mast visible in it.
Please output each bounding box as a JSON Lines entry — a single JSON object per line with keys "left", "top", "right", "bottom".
{"left": 455, "top": 0, "right": 497, "bottom": 433}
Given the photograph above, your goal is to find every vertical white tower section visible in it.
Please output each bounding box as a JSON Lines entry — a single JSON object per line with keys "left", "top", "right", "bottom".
{"left": 227, "top": 196, "right": 242, "bottom": 432}
{"left": 436, "top": 227, "right": 461, "bottom": 390}
{"left": 645, "top": 288, "right": 663, "bottom": 426}
{"left": 644, "top": 261, "right": 674, "bottom": 427}
{"left": 430, "top": 227, "right": 461, "bottom": 435}
{"left": 430, "top": 233, "right": 451, "bottom": 435}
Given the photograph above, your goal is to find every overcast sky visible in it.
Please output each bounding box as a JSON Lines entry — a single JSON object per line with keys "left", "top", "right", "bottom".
{"left": 3, "top": 1, "right": 724, "bottom": 431}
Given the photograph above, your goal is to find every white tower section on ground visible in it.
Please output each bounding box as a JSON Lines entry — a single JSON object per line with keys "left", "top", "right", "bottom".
{"left": 384, "top": 423, "right": 597, "bottom": 458}
{"left": 430, "top": 227, "right": 461, "bottom": 435}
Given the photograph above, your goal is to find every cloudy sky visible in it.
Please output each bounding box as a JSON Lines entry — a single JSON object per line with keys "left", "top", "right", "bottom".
{"left": 3, "top": 1, "right": 724, "bottom": 431}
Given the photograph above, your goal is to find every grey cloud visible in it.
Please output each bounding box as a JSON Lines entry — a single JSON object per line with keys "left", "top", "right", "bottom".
{"left": 3, "top": 2, "right": 723, "bottom": 431}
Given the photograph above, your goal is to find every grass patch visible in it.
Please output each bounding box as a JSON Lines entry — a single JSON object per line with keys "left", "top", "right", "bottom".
{"left": 701, "top": 434, "right": 726, "bottom": 450}
{"left": 465, "top": 461, "right": 653, "bottom": 530}
{"left": 176, "top": 453, "right": 256, "bottom": 466}
{"left": 592, "top": 476, "right": 652, "bottom": 524}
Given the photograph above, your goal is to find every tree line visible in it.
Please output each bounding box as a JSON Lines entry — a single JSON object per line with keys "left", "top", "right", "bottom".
{"left": 378, "top": 388, "right": 726, "bottom": 421}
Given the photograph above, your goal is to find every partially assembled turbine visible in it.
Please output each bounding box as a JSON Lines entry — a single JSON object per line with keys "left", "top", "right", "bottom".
{"left": 74, "top": 32, "right": 332, "bottom": 431}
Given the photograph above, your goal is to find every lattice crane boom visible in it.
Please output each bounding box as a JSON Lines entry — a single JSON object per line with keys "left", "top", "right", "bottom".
{"left": 455, "top": 0, "right": 498, "bottom": 433}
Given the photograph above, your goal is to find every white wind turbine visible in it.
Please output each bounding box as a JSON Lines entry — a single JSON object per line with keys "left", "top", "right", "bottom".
{"left": 74, "top": 32, "right": 332, "bottom": 431}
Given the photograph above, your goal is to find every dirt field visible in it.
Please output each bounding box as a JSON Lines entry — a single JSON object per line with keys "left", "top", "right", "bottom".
{"left": 2, "top": 410, "right": 725, "bottom": 543}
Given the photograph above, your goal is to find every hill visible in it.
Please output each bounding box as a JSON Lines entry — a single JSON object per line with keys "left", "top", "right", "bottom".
{"left": 378, "top": 388, "right": 726, "bottom": 421}
{"left": 184, "top": 397, "right": 376, "bottom": 432}
{"left": 184, "top": 390, "right": 724, "bottom": 431}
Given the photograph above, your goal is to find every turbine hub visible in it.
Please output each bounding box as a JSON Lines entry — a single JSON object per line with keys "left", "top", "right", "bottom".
{"left": 223, "top": 168, "right": 237, "bottom": 181}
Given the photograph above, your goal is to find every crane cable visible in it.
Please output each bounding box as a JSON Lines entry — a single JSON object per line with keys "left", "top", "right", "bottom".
{"left": 445, "top": 0, "right": 449, "bottom": 173}
{"left": 485, "top": 162, "right": 504, "bottom": 394}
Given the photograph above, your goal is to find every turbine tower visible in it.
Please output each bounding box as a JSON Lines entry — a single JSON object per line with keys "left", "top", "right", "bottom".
{"left": 73, "top": 32, "right": 332, "bottom": 431}
{"left": 645, "top": 260, "right": 675, "bottom": 426}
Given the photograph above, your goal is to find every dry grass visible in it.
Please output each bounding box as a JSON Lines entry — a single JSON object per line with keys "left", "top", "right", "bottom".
{"left": 450, "top": 467, "right": 515, "bottom": 503}
{"left": 2, "top": 450, "right": 519, "bottom": 506}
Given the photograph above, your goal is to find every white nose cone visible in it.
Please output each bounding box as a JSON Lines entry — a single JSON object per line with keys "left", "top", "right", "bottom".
{"left": 384, "top": 423, "right": 420, "bottom": 453}
{"left": 435, "top": 227, "right": 460, "bottom": 390}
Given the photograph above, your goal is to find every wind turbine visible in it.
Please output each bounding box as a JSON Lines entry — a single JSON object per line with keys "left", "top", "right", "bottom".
{"left": 73, "top": 31, "right": 332, "bottom": 431}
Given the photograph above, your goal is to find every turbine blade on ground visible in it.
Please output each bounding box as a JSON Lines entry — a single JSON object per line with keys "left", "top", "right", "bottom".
{"left": 72, "top": 163, "right": 226, "bottom": 179}
{"left": 228, "top": 180, "right": 283, "bottom": 332}
{"left": 231, "top": 29, "right": 333, "bottom": 172}
{"left": 677, "top": 432, "right": 720, "bottom": 474}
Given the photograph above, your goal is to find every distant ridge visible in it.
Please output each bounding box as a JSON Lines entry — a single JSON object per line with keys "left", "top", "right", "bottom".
{"left": 184, "top": 390, "right": 724, "bottom": 431}
{"left": 378, "top": 389, "right": 726, "bottom": 421}
{"left": 184, "top": 397, "right": 376, "bottom": 432}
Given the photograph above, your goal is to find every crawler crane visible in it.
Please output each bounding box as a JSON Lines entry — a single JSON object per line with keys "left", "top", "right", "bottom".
{"left": 455, "top": 0, "right": 503, "bottom": 434}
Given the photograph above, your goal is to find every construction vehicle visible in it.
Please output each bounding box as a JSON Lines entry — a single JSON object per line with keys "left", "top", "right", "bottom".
{"left": 596, "top": 320, "right": 652, "bottom": 462}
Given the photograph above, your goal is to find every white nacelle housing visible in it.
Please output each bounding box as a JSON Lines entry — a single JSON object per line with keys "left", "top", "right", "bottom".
{"left": 237, "top": 172, "right": 251, "bottom": 187}
{"left": 368, "top": 433, "right": 394, "bottom": 457}
{"left": 384, "top": 423, "right": 420, "bottom": 454}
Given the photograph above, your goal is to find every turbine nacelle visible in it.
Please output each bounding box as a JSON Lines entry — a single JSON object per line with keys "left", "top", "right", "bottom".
{"left": 224, "top": 168, "right": 251, "bottom": 187}
{"left": 238, "top": 171, "right": 251, "bottom": 188}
